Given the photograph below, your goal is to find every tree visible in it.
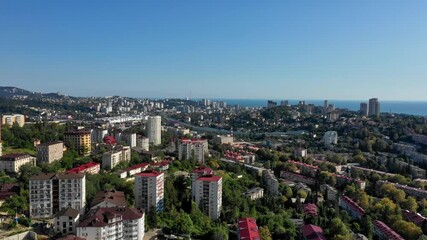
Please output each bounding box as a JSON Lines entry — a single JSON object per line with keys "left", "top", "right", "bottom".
{"left": 147, "top": 206, "right": 158, "bottom": 229}
{"left": 328, "top": 217, "right": 351, "bottom": 240}
{"left": 392, "top": 220, "right": 422, "bottom": 240}
{"left": 402, "top": 196, "right": 418, "bottom": 212}
{"left": 259, "top": 226, "right": 272, "bottom": 240}
{"left": 0, "top": 194, "right": 28, "bottom": 215}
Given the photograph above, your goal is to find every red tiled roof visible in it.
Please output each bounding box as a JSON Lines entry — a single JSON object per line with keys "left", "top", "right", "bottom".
{"left": 192, "top": 166, "right": 213, "bottom": 174}
{"left": 124, "top": 163, "right": 149, "bottom": 171}
{"left": 303, "top": 204, "right": 318, "bottom": 216}
{"left": 403, "top": 210, "right": 426, "bottom": 226}
{"left": 238, "top": 218, "right": 260, "bottom": 240}
{"left": 340, "top": 196, "right": 366, "bottom": 216}
{"left": 197, "top": 175, "right": 222, "bottom": 182}
{"left": 67, "top": 162, "right": 100, "bottom": 173}
{"left": 301, "top": 224, "right": 327, "bottom": 240}
{"left": 136, "top": 170, "right": 164, "bottom": 177}
{"left": 373, "top": 220, "right": 405, "bottom": 240}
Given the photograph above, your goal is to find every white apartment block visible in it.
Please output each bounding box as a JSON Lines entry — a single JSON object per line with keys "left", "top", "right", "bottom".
{"left": 178, "top": 139, "right": 208, "bottom": 164}
{"left": 122, "top": 132, "right": 137, "bottom": 148}
{"left": 323, "top": 131, "right": 338, "bottom": 147}
{"left": 243, "top": 187, "right": 264, "bottom": 200}
{"left": 193, "top": 175, "right": 222, "bottom": 220}
{"left": 77, "top": 207, "right": 145, "bottom": 240}
{"left": 136, "top": 136, "right": 149, "bottom": 151}
{"left": 191, "top": 166, "right": 213, "bottom": 200}
{"left": 134, "top": 170, "right": 165, "bottom": 213}
{"left": 91, "top": 128, "right": 108, "bottom": 143}
{"left": 36, "top": 141, "right": 64, "bottom": 165}
{"left": 0, "top": 153, "right": 36, "bottom": 173}
{"left": 54, "top": 207, "right": 80, "bottom": 236}
{"left": 102, "top": 146, "right": 131, "bottom": 170}
{"left": 29, "top": 172, "right": 86, "bottom": 219}
{"left": 147, "top": 116, "right": 162, "bottom": 146}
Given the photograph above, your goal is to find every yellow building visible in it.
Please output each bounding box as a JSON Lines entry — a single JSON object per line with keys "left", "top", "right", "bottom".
{"left": 64, "top": 127, "right": 91, "bottom": 156}
{"left": 2, "top": 114, "right": 25, "bottom": 127}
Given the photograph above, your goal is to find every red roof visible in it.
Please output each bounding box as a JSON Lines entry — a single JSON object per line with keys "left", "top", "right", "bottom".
{"left": 303, "top": 203, "right": 318, "bottom": 216}
{"left": 136, "top": 170, "right": 164, "bottom": 177}
{"left": 67, "top": 162, "right": 100, "bottom": 173}
{"left": 403, "top": 210, "right": 426, "bottom": 226}
{"left": 238, "top": 218, "right": 260, "bottom": 240}
{"left": 103, "top": 136, "right": 117, "bottom": 145}
{"left": 373, "top": 220, "right": 405, "bottom": 240}
{"left": 340, "top": 196, "right": 365, "bottom": 216}
{"left": 197, "top": 175, "right": 222, "bottom": 182}
{"left": 192, "top": 166, "right": 213, "bottom": 174}
{"left": 301, "top": 224, "right": 327, "bottom": 240}
{"left": 150, "top": 160, "right": 171, "bottom": 167}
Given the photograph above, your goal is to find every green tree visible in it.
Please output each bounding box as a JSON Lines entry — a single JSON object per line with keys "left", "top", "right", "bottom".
{"left": 147, "top": 206, "right": 158, "bottom": 229}
{"left": 259, "top": 226, "right": 272, "bottom": 240}
{"left": 328, "top": 217, "right": 351, "bottom": 240}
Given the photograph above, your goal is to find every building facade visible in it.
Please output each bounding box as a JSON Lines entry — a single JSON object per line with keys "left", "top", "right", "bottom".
{"left": 262, "top": 170, "right": 279, "bottom": 195}
{"left": 136, "top": 136, "right": 149, "bottom": 151}
{"left": 102, "top": 146, "right": 131, "bottom": 170}
{"left": 64, "top": 127, "right": 91, "bottom": 156}
{"left": 36, "top": 141, "right": 64, "bottom": 165}
{"left": 134, "top": 170, "right": 165, "bottom": 213}
{"left": 29, "top": 172, "right": 86, "bottom": 219}
{"left": 147, "top": 116, "right": 161, "bottom": 146}
{"left": 67, "top": 162, "right": 100, "bottom": 174}
{"left": 54, "top": 208, "right": 80, "bottom": 236}
{"left": 0, "top": 153, "right": 36, "bottom": 173}
{"left": 178, "top": 139, "right": 208, "bottom": 163}
{"left": 193, "top": 175, "right": 222, "bottom": 220}
{"left": 2, "top": 114, "right": 25, "bottom": 127}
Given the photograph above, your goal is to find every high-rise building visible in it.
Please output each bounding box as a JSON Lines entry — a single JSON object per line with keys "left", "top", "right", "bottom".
{"left": 267, "top": 100, "right": 277, "bottom": 109}
{"left": 323, "top": 131, "right": 338, "bottom": 147}
{"left": 134, "top": 170, "right": 165, "bottom": 213}
{"left": 36, "top": 141, "right": 64, "bottom": 165}
{"left": 90, "top": 128, "right": 108, "bottom": 143}
{"left": 178, "top": 139, "right": 208, "bottom": 163}
{"left": 64, "top": 127, "right": 91, "bottom": 156}
{"left": 121, "top": 132, "right": 137, "bottom": 148}
{"left": 323, "top": 100, "right": 328, "bottom": 115}
{"left": 191, "top": 166, "right": 213, "bottom": 200}
{"left": 1, "top": 114, "right": 25, "bottom": 127}
{"left": 193, "top": 175, "right": 222, "bottom": 220}
{"left": 29, "top": 172, "right": 86, "bottom": 218}
{"left": 147, "top": 116, "right": 162, "bottom": 146}
{"left": 360, "top": 102, "right": 368, "bottom": 116}
{"left": 368, "top": 98, "right": 380, "bottom": 117}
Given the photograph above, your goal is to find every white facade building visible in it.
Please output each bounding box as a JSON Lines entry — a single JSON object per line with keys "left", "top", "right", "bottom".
{"left": 122, "top": 132, "right": 137, "bottom": 148}
{"left": 0, "top": 153, "right": 36, "bottom": 173}
{"left": 323, "top": 131, "right": 338, "bottom": 147}
{"left": 102, "top": 146, "right": 131, "bottom": 170}
{"left": 193, "top": 175, "right": 222, "bottom": 220}
{"left": 136, "top": 136, "right": 149, "bottom": 151}
{"left": 36, "top": 141, "right": 64, "bottom": 165}
{"left": 54, "top": 208, "right": 80, "bottom": 236}
{"left": 134, "top": 170, "right": 165, "bottom": 212}
{"left": 178, "top": 139, "right": 208, "bottom": 164}
{"left": 77, "top": 207, "right": 145, "bottom": 240}
{"left": 147, "top": 116, "right": 162, "bottom": 146}
{"left": 29, "top": 172, "right": 86, "bottom": 219}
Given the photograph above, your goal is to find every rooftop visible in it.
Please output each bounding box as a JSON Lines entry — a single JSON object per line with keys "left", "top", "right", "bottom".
{"left": 54, "top": 207, "right": 80, "bottom": 218}
{"left": 77, "top": 207, "right": 144, "bottom": 228}
{"left": 136, "top": 170, "right": 164, "bottom": 178}
{"left": 238, "top": 218, "right": 260, "bottom": 240}
{"left": 197, "top": 175, "right": 222, "bottom": 182}
{"left": 372, "top": 220, "right": 405, "bottom": 240}
{"left": 301, "top": 224, "right": 327, "bottom": 240}
{"left": 90, "top": 190, "right": 126, "bottom": 208}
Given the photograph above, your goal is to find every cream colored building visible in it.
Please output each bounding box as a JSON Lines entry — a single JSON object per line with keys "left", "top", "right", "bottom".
{"left": 2, "top": 114, "right": 25, "bottom": 127}
{"left": 0, "top": 153, "right": 36, "bottom": 173}
{"left": 36, "top": 141, "right": 64, "bottom": 165}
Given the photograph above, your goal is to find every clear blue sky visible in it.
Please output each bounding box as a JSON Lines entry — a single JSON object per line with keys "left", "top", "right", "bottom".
{"left": 1, "top": 0, "right": 427, "bottom": 100}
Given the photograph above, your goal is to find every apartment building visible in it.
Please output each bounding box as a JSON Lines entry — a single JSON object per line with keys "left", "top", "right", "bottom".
{"left": 29, "top": 172, "right": 86, "bottom": 219}
{"left": 191, "top": 166, "right": 213, "bottom": 200}
{"left": 121, "top": 132, "right": 137, "bottom": 148}
{"left": 320, "top": 184, "right": 338, "bottom": 202}
{"left": 287, "top": 160, "right": 318, "bottom": 177}
{"left": 2, "top": 114, "right": 25, "bottom": 127}
{"left": 91, "top": 128, "right": 108, "bottom": 143}
{"left": 373, "top": 220, "right": 404, "bottom": 240}
{"left": 136, "top": 136, "right": 149, "bottom": 151}
{"left": 147, "top": 116, "right": 161, "bottom": 146}
{"left": 67, "top": 162, "right": 100, "bottom": 174}
{"left": 102, "top": 146, "right": 131, "bottom": 170}
{"left": 377, "top": 180, "right": 427, "bottom": 200}
{"left": 237, "top": 218, "right": 260, "bottom": 240}
{"left": 243, "top": 187, "right": 264, "bottom": 201}
{"left": 0, "top": 153, "right": 36, "bottom": 173}
{"left": 178, "top": 139, "right": 208, "bottom": 164}
{"left": 77, "top": 207, "right": 145, "bottom": 240}
{"left": 193, "top": 175, "right": 222, "bottom": 220}
{"left": 262, "top": 170, "right": 279, "bottom": 196}
{"left": 54, "top": 208, "right": 80, "bottom": 235}
{"left": 213, "top": 135, "right": 234, "bottom": 144}
{"left": 338, "top": 196, "right": 365, "bottom": 220}
{"left": 36, "top": 141, "right": 64, "bottom": 165}
{"left": 90, "top": 190, "right": 126, "bottom": 209}
{"left": 134, "top": 170, "right": 165, "bottom": 213}
{"left": 280, "top": 171, "right": 316, "bottom": 186}
{"left": 64, "top": 127, "right": 91, "bottom": 156}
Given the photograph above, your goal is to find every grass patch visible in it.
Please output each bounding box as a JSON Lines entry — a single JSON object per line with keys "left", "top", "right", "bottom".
{"left": 3, "top": 147, "right": 36, "bottom": 155}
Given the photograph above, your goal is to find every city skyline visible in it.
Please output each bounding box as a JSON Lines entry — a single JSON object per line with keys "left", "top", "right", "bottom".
{"left": 1, "top": 1, "right": 427, "bottom": 100}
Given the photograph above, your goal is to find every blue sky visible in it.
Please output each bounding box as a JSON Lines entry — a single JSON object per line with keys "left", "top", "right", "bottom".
{"left": 1, "top": 0, "right": 427, "bottom": 100}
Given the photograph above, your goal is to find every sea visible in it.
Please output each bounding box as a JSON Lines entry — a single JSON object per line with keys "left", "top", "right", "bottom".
{"left": 208, "top": 99, "right": 427, "bottom": 117}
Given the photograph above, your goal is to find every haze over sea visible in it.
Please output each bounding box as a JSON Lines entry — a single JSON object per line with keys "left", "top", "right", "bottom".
{"left": 207, "top": 99, "right": 427, "bottom": 117}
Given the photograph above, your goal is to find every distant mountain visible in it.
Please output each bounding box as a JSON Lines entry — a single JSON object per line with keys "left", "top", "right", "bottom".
{"left": 0, "top": 86, "right": 65, "bottom": 99}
